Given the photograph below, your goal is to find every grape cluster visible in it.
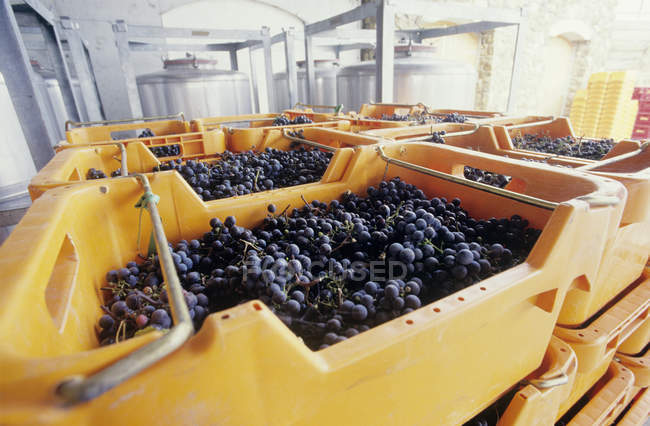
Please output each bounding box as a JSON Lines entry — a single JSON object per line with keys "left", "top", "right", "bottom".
{"left": 513, "top": 134, "right": 615, "bottom": 160}
{"left": 154, "top": 148, "right": 332, "bottom": 201}
{"left": 379, "top": 113, "right": 411, "bottom": 121}
{"left": 138, "top": 128, "right": 155, "bottom": 138}
{"left": 97, "top": 178, "right": 539, "bottom": 349}
{"left": 438, "top": 113, "right": 467, "bottom": 123}
{"left": 424, "top": 131, "right": 446, "bottom": 144}
{"left": 272, "top": 115, "right": 313, "bottom": 126}
{"left": 463, "top": 167, "right": 511, "bottom": 188}
{"left": 86, "top": 168, "right": 107, "bottom": 180}
{"left": 149, "top": 144, "right": 181, "bottom": 158}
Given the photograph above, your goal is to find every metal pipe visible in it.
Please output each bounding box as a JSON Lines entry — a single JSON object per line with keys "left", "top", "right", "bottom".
{"left": 294, "top": 102, "right": 343, "bottom": 113}
{"left": 56, "top": 141, "right": 129, "bottom": 176}
{"left": 204, "top": 117, "right": 278, "bottom": 127}
{"left": 523, "top": 372, "right": 569, "bottom": 389}
{"left": 281, "top": 129, "right": 337, "bottom": 152}
{"left": 56, "top": 174, "right": 193, "bottom": 404}
{"left": 577, "top": 141, "right": 650, "bottom": 171}
{"left": 375, "top": 145, "right": 559, "bottom": 210}
{"left": 398, "top": 123, "right": 480, "bottom": 142}
{"left": 65, "top": 112, "right": 185, "bottom": 130}
{"left": 504, "top": 117, "right": 556, "bottom": 130}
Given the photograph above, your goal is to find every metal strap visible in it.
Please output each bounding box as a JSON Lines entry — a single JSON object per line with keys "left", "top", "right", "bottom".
{"left": 56, "top": 174, "right": 193, "bottom": 404}
{"left": 57, "top": 141, "right": 129, "bottom": 177}
{"left": 293, "top": 102, "right": 343, "bottom": 113}
{"left": 376, "top": 145, "right": 559, "bottom": 210}
{"left": 281, "top": 129, "right": 337, "bottom": 152}
{"left": 65, "top": 112, "right": 185, "bottom": 130}
{"left": 504, "top": 117, "right": 556, "bottom": 130}
{"left": 522, "top": 372, "right": 569, "bottom": 389}
{"left": 577, "top": 141, "right": 650, "bottom": 171}
{"left": 203, "top": 117, "right": 278, "bottom": 127}
{"left": 398, "top": 122, "right": 480, "bottom": 142}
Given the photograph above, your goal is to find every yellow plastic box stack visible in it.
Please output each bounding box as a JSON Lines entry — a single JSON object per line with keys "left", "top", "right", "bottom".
{"left": 597, "top": 71, "right": 637, "bottom": 139}
{"left": 570, "top": 89, "right": 587, "bottom": 135}
{"left": 583, "top": 72, "right": 610, "bottom": 137}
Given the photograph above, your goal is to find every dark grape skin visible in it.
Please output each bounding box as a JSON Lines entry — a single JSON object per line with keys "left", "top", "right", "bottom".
{"left": 97, "top": 177, "right": 540, "bottom": 350}
{"left": 513, "top": 134, "right": 615, "bottom": 160}
{"left": 271, "top": 114, "right": 313, "bottom": 126}
{"left": 154, "top": 148, "right": 333, "bottom": 201}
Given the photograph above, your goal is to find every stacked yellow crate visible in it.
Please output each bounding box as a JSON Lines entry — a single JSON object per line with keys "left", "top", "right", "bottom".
{"left": 583, "top": 72, "right": 609, "bottom": 137}
{"left": 597, "top": 71, "right": 637, "bottom": 139}
{"left": 569, "top": 89, "right": 587, "bottom": 135}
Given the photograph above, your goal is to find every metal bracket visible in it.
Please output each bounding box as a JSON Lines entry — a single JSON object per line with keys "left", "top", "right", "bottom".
{"left": 112, "top": 19, "right": 128, "bottom": 33}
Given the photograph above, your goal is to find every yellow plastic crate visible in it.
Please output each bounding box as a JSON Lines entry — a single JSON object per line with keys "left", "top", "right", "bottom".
{"left": 616, "top": 387, "right": 650, "bottom": 426}
{"left": 557, "top": 361, "right": 636, "bottom": 425}
{"left": 494, "top": 336, "right": 578, "bottom": 425}
{"left": 617, "top": 349, "right": 649, "bottom": 388}
{"left": 0, "top": 140, "right": 626, "bottom": 425}
{"left": 66, "top": 115, "right": 191, "bottom": 144}
{"left": 29, "top": 127, "right": 379, "bottom": 200}
{"left": 554, "top": 273, "right": 650, "bottom": 418}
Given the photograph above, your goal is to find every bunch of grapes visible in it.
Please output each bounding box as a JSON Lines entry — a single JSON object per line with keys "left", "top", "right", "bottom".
{"left": 154, "top": 148, "right": 332, "bottom": 201}
{"left": 379, "top": 113, "right": 412, "bottom": 121}
{"left": 272, "top": 115, "right": 313, "bottom": 126}
{"left": 149, "top": 144, "right": 181, "bottom": 158}
{"left": 463, "top": 167, "right": 511, "bottom": 188}
{"left": 138, "top": 128, "right": 155, "bottom": 138}
{"left": 97, "top": 177, "right": 540, "bottom": 350}
{"left": 437, "top": 113, "right": 467, "bottom": 123}
{"left": 513, "top": 134, "right": 615, "bottom": 160}
{"left": 86, "top": 168, "right": 107, "bottom": 180}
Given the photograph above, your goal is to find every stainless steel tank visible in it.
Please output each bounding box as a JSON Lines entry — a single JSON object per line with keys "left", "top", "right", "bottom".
{"left": 337, "top": 45, "right": 477, "bottom": 113}
{"left": 136, "top": 57, "right": 253, "bottom": 119}
{"left": 274, "top": 60, "right": 340, "bottom": 110}
{"left": 31, "top": 61, "right": 68, "bottom": 143}
{"left": 0, "top": 72, "right": 37, "bottom": 243}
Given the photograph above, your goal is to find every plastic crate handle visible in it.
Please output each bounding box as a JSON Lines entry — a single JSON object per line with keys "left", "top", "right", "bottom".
{"left": 55, "top": 174, "right": 193, "bottom": 404}
{"left": 397, "top": 122, "right": 480, "bottom": 143}
{"left": 578, "top": 141, "right": 650, "bottom": 171}
{"left": 65, "top": 113, "right": 185, "bottom": 131}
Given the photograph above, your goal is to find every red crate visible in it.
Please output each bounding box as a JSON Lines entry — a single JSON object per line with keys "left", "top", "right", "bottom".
{"left": 632, "top": 126, "right": 650, "bottom": 139}
{"left": 633, "top": 87, "right": 650, "bottom": 100}
{"left": 639, "top": 100, "right": 650, "bottom": 113}
{"left": 635, "top": 112, "right": 650, "bottom": 126}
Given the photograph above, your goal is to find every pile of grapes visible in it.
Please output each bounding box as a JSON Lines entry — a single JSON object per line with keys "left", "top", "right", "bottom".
{"left": 272, "top": 114, "right": 313, "bottom": 126}
{"left": 86, "top": 168, "right": 107, "bottom": 180}
{"left": 377, "top": 112, "right": 468, "bottom": 124}
{"left": 436, "top": 112, "right": 467, "bottom": 123}
{"left": 513, "top": 134, "right": 615, "bottom": 160}
{"left": 415, "top": 131, "right": 512, "bottom": 189}
{"left": 154, "top": 148, "right": 332, "bottom": 201}
{"left": 97, "top": 177, "right": 540, "bottom": 350}
{"left": 149, "top": 144, "right": 181, "bottom": 158}
{"left": 138, "top": 128, "right": 155, "bottom": 138}
{"left": 380, "top": 113, "right": 411, "bottom": 121}
{"left": 463, "top": 167, "right": 511, "bottom": 188}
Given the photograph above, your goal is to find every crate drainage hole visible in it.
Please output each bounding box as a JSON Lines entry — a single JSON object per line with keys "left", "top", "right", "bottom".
{"left": 253, "top": 303, "right": 262, "bottom": 311}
